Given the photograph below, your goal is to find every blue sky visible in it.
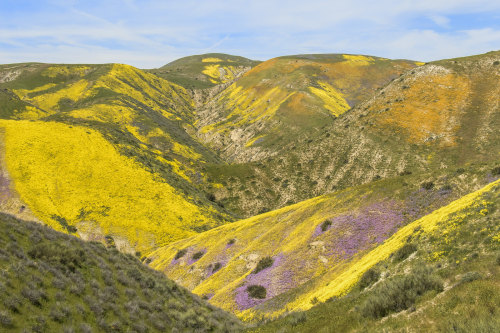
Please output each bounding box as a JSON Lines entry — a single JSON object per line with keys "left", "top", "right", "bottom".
{"left": 0, "top": 0, "right": 499, "bottom": 67}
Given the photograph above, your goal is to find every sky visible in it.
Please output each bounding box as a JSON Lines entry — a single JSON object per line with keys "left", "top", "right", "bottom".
{"left": 0, "top": 0, "right": 499, "bottom": 68}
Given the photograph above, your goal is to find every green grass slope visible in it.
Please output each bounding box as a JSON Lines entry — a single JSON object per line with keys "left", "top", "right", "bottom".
{"left": 204, "top": 50, "right": 500, "bottom": 217}
{"left": 0, "top": 212, "right": 242, "bottom": 332}
{"left": 148, "top": 162, "right": 500, "bottom": 320}
{"left": 149, "top": 53, "right": 260, "bottom": 90}
{"left": 196, "top": 54, "right": 420, "bottom": 162}
{"left": 0, "top": 63, "right": 234, "bottom": 254}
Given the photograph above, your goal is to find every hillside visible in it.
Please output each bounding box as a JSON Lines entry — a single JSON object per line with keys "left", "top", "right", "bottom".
{"left": 196, "top": 54, "right": 420, "bottom": 162}
{"left": 254, "top": 179, "right": 500, "bottom": 332}
{"left": 148, "top": 163, "right": 500, "bottom": 319}
{"left": 149, "top": 53, "right": 260, "bottom": 90}
{"left": 203, "top": 51, "right": 500, "bottom": 217}
{"left": 0, "top": 50, "right": 498, "bottom": 331}
{"left": 0, "top": 63, "right": 233, "bottom": 254}
{"left": 0, "top": 212, "right": 242, "bottom": 332}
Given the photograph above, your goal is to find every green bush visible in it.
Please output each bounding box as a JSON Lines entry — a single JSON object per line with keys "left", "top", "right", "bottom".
{"left": 361, "top": 266, "right": 443, "bottom": 318}
{"left": 213, "top": 262, "right": 222, "bottom": 272}
{"left": 393, "top": 243, "right": 417, "bottom": 262}
{"left": 253, "top": 256, "right": 274, "bottom": 274}
{"left": 287, "top": 312, "right": 307, "bottom": 327}
{"left": 491, "top": 166, "right": 500, "bottom": 176}
{"left": 320, "top": 220, "right": 332, "bottom": 232}
{"left": 247, "top": 285, "right": 267, "bottom": 299}
{"left": 421, "top": 181, "right": 435, "bottom": 190}
{"left": 3, "top": 296, "right": 22, "bottom": 313}
{"left": 174, "top": 249, "right": 187, "bottom": 260}
{"left": 21, "top": 287, "right": 47, "bottom": 307}
{"left": 460, "top": 271, "right": 482, "bottom": 283}
{"left": 359, "top": 268, "right": 380, "bottom": 289}
{"left": 192, "top": 251, "right": 205, "bottom": 260}
{"left": 0, "top": 310, "right": 13, "bottom": 328}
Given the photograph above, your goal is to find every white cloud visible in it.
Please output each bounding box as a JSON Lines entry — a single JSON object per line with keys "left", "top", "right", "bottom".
{"left": 0, "top": 0, "right": 499, "bottom": 67}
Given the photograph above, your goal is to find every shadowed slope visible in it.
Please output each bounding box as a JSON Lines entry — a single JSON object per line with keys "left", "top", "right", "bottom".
{"left": 0, "top": 213, "right": 242, "bottom": 332}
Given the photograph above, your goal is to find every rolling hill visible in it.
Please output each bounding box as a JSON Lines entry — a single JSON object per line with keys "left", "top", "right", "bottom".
{"left": 0, "top": 63, "right": 233, "bottom": 254}
{"left": 0, "top": 49, "right": 499, "bottom": 332}
{"left": 149, "top": 53, "right": 260, "bottom": 90}
{"left": 254, "top": 178, "right": 500, "bottom": 332}
{"left": 0, "top": 212, "right": 242, "bottom": 332}
{"left": 203, "top": 51, "right": 500, "bottom": 217}
{"left": 148, "top": 163, "right": 499, "bottom": 319}
{"left": 195, "top": 54, "right": 421, "bottom": 162}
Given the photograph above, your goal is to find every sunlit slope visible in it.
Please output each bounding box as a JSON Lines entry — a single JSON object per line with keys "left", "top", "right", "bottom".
{"left": 196, "top": 54, "right": 420, "bottom": 162}
{"left": 150, "top": 53, "right": 260, "bottom": 90}
{"left": 0, "top": 120, "right": 228, "bottom": 254}
{"left": 204, "top": 51, "right": 500, "bottom": 217}
{"left": 255, "top": 181, "right": 500, "bottom": 333}
{"left": 149, "top": 165, "right": 499, "bottom": 318}
{"left": 0, "top": 62, "right": 232, "bottom": 225}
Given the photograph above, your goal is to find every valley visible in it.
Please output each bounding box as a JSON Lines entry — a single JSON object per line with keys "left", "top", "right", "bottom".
{"left": 0, "top": 50, "right": 499, "bottom": 332}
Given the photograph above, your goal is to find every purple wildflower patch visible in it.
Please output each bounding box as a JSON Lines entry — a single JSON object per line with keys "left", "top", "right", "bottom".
{"left": 235, "top": 254, "right": 295, "bottom": 310}
{"left": 324, "top": 200, "right": 405, "bottom": 260}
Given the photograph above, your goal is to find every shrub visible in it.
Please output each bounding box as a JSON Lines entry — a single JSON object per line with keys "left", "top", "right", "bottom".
{"left": 0, "top": 310, "right": 13, "bottom": 328}
{"left": 174, "top": 249, "right": 187, "bottom": 260}
{"left": 116, "top": 271, "right": 131, "bottom": 286}
{"left": 206, "top": 193, "right": 216, "bottom": 202}
{"left": 491, "top": 166, "right": 500, "bottom": 176}
{"left": 192, "top": 251, "right": 205, "bottom": 261}
{"left": 213, "top": 262, "right": 222, "bottom": 273}
{"left": 62, "top": 327, "right": 75, "bottom": 333}
{"left": 52, "top": 275, "right": 67, "bottom": 290}
{"left": 439, "top": 184, "right": 453, "bottom": 192}
{"left": 132, "top": 321, "right": 148, "bottom": 333}
{"left": 21, "top": 287, "right": 47, "bottom": 307}
{"left": 143, "top": 277, "right": 156, "bottom": 289}
{"left": 125, "top": 288, "right": 136, "bottom": 298}
{"left": 399, "top": 170, "right": 412, "bottom": 176}
{"left": 253, "top": 256, "right": 274, "bottom": 274}
{"left": 421, "top": 181, "right": 434, "bottom": 190}
{"left": 361, "top": 266, "right": 443, "bottom": 318}
{"left": 50, "top": 304, "right": 70, "bottom": 323}
{"left": 79, "top": 323, "right": 93, "bottom": 333}
{"left": 227, "top": 238, "right": 236, "bottom": 246}
{"left": 247, "top": 285, "right": 267, "bottom": 299}
{"left": 460, "top": 271, "right": 482, "bottom": 283}
{"left": 287, "top": 312, "right": 307, "bottom": 327}
{"left": 69, "top": 282, "right": 85, "bottom": 296}
{"left": 28, "top": 242, "right": 84, "bottom": 272}
{"left": 393, "top": 243, "right": 417, "bottom": 262}
{"left": 127, "top": 268, "right": 143, "bottom": 282}
{"left": 31, "top": 315, "right": 47, "bottom": 333}
{"left": 320, "top": 220, "right": 332, "bottom": 232}
{"left": 3, "top": 296, "right": 22, "bottom": 313}
{"left": 359, "top": 268, "right": 381, "bottom": 289}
